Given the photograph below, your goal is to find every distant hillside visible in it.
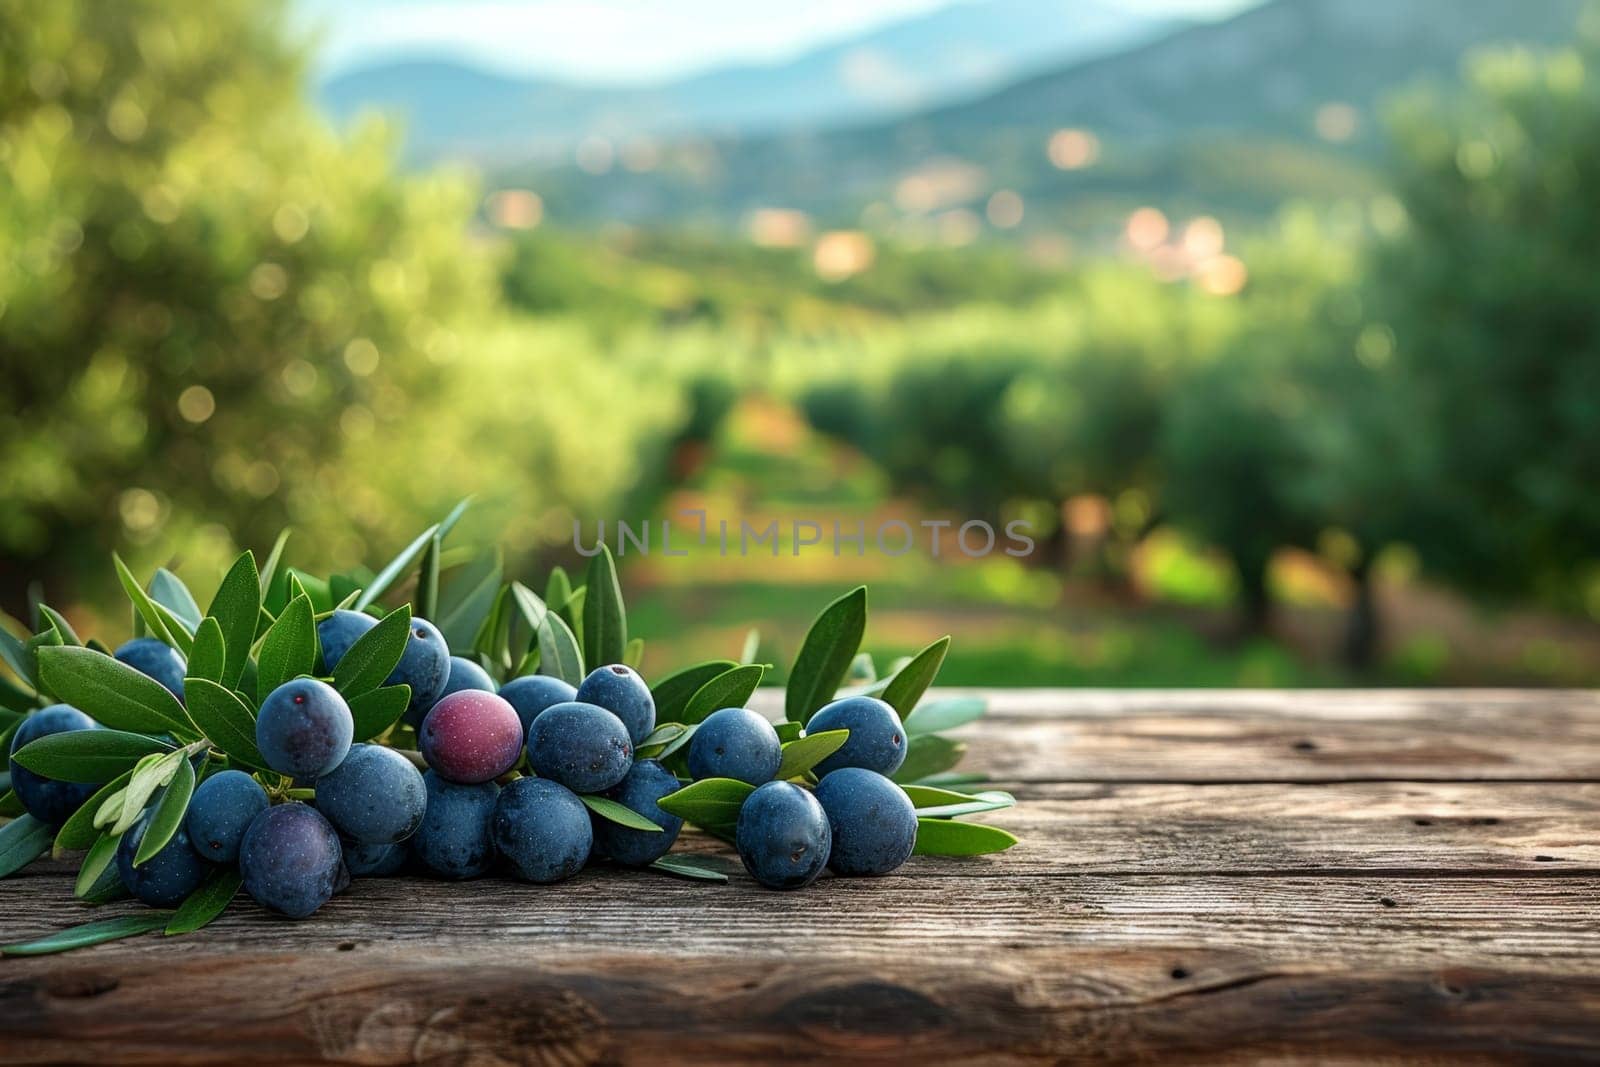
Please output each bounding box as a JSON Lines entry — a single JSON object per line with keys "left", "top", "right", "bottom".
{"left": 510, "top": 0, "right": 1585, "bottom": 233}
{"left": 318, "top": 0, "right": 1179, "bottom": 163}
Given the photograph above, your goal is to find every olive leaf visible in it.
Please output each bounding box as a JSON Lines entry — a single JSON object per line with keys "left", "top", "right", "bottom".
{"left": 536, "top": 610, "right": 584, "bottom": 686}
{"left": 349, "top": 684, "right": 411, "bottom": 741}
{"left": 891, "top": 734, "right": 967, "bottom": 784}
{"left": 166, "top": 868, "right": 242, "bottom": 935}
{"left": 417, "top": 533, "right": 442, "bottom": 623}
{"left": 355, "top": 524, "right": 439, "bottom": 611}
{"left": 255, "top": 594, "right": 316, "bottom": 696}
{"left": 0, "top": 813, "right": 54, "bottom": 879}
{"left": 648, "top": 855, "right": 731, "bottom": 883}
{"left": 149, "top": 569, "right": 203, "bottom": 633}
{"left": 657, "top": 777, "right": 755, "bottom": 839}
{"left": 10, "top": 729, "right": 173, "bottom": 782}
{"left": 2, "top": 912, "right": 174, "bottom": 957}
{"left": 880, "top": 636, "right": 951, "bottom": 719}
{"left": 185, "top": 617, "right": 226, "bottom": 685}
{"left": 785, "top": 586, "right": 867, "bottom": 725}
{"left": 775, "top": 729, "right": 849, "bottom": 781}
{"left": 903, "top": 696, "right": 985, "bottom": 736}
{"left": 681, "top": 664, "right": 765, "bottom": 725}
{"left": 332, "top": 607, "right": 412, "bottom": 698}
{"left": 257, "top": 528, "right": 292, "bottom": 600}
{"left": 438, "top": 548, "right": 503, "bottom": 652}
{"left": 114, "top": 554, "right": 182, "bottom": 649}
{"left": 911, "top": 818, "right": 1017, "bottom": 856}
{"left": 36, "top": 605, "right": 82, "bottom": 646}
{"left": 37, "top": 646, "right": 194, "bottom": 737}
{"left": 579, "top": 794, "right": 663, "bottom": 832}
{"left": 183, "top": 679, "right": 265, "bottom": 768}
{"left": 208, "top": 551, "right": 260, "bottom": 690}
{"left": 74, "top": 831, "right": 122, "bottom": 897}
{"left": 651, "top": 660, "right": 736, "bottom": 724}
{"left": 901, "top": 785, "right": 1016, "bottom": 818}
{"left": 582, "top": 543, "right": 626, "bottom": 669}
{"left": 133, "top": 755, "right": 195, "bottom": 865}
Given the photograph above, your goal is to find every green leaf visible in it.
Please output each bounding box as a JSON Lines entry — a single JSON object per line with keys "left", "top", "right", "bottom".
{"left": 652, "top": 660, "right": 737, "bottom": 724}
{"left": 0, "top": 621, "right": 39, "bottom": 689}
{"left": 776, "top": 729, "right": 849, "bottom": 780}
{"left": 134, "top": 755, "right": 195, "bottom": 866}
{"left": 912, "top": 818, "right": 1017, "bottom": 856}
{"left": 113, "top": 554, "right": 181, "bottom": 649}
{"left": 149, "top": 569, "right": 203, "bottom": 633}
{"left": 355, "top": 524, "right": 439, "bottom": 611}
{"left": 579, "top": 793, "right": 663, "bottom": 832}
{"left": 55, "top": 770, "right": 135, "bottom": 852}
{"left": 183, "top": 679, "right": 265, "bottom": 768}
{"left": 349, "top": 684, "right": 411, "bottom": 742}
{"left": 902, "top": 786, "right": 1015, "bottom": 818}
{"left": 536, "top": 610, "right": 584, "bottom": 687}
{"left": 903, "top": 696, "right": 986, "bottom": 736}
{"left": 785, "top": 586, "right": 867, "bottom": 725}
{"left": 648, "top": 855, "right": 730, "bottom": 883}
{"left": 891, "top": 734, "right": 967, "bottom": 784}
{"left": 37, "top": 605, "right": 82, "bottom": 646}
{"left": 682, "top": 664, "right": 765, "bottom": 725}
{"left": 332, "top": 607, "right": 412, "bottom": 698}
{"left": 186, "top": 617, "right": 226, "bottom": 685}
{"left": 437, "top": 496, "right": 473, "bottom": 539}
{"left": 11, "top": 729, "right": 173, "bottom": 782}
{"left": 110, "top": 749, "right": 185, "bottom": 835}
{"left": 846, "top": 652, "right": 875, "bottom": 684}
{"left": 510, "top": 581, "right": 547, "bottom": 635}
{"left": 166, "top": 868, "right": 242, "bottom": 935}
{"left": 438, "top": 548, "right": 503, "bottom": 652}
{"left": 657, "top": 777, "right": 754, "bottom": 838}
{"left": 258, "top": 528, "right": 292, "bottom": 599}
{"left": 2, "top": 912, "right": 174, "bottom": 956}
{"left": 653, "top": 722, "right": 697, "bottom": 761}
{"left": 37, "top": 645, "right": 193, "bottom": 736}
{"left": 623, "top": 637, "right": 644, "bottom": 669}
{"left": 0, "top": 813, "right": 53, "bottom": 878}
{"left": 881, "top": 636, "right": 951, "bottom": 720}
{"left": 78, "top": 853, "right": 129, "bottom": 904}
{"left": 557, "top": 586, "right": 585, "bottom": 640}
{"left": 0, "top": 789, "right": 23, "bottom": 817}
{"left": 738, "top": 628, "right": 761, "bottom": 665}
{"left": 256, "top": 595, "right": 316, "bottom": 696}
{"left": 545, "top": 566, "right": 572, "bottom": 614}
{"left": 148, "top": 601, "right": 195, "bottom": 656}
{"left": 634, "top": 722, "right": 686, "bottom": 759}
{"left": 417, "top": 534, "right": 442, "bottom": 622}
{"left": 24, "top": 627, "right": 63, "bottom": 700}
{"left": 471, "top": 584, "right": 514, "bottom": 668}
{"left": 582, "top": 544, "right": 627, "bottom": 668}
{"left": 208, "top": 552, "right": 261, "bottom": 690}
{"left": 74, "top": 831, "right": 122, "bottom": 897}
{"left": 775, "top": 720, "right": 802, "bottom": 743}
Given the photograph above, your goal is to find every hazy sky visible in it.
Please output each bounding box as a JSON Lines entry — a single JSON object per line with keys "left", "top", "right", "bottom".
{"left": 297, "top": 0, "right": 1262, "bottom": 82}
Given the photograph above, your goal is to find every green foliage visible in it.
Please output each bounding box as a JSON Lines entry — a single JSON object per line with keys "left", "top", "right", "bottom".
{"left": 785, "top": 586, "right": 867, "bottom": 725}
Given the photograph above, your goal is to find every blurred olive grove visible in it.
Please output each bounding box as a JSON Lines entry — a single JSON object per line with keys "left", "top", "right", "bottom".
{"left": 0, "top": 0, "right": 701, "bottom": 622}
{"left": 2, "top": 0, "right": 1598, "bottom": 683}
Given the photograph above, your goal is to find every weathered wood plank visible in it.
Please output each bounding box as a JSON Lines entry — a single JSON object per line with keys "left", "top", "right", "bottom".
{"left": 758, "top": 688, "right": 1600, "bottom": 782}
{"left": 4, "top": 875, "right": 1600, "bottom": 1063}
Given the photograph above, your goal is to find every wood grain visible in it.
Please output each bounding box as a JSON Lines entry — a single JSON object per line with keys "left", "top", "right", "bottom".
{"left": 2, "top": 689, "right": 1598, "bottom": 1064}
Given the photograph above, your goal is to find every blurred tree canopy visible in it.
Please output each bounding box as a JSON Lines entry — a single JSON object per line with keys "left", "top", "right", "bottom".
{"left": 798, "top": 34, "right": 1600, "bottom": 658}
{"left": 0, "top": 0, "right": 695, "bottom": 612}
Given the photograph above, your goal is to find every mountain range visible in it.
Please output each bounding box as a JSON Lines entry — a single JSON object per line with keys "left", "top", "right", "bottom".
{"left": 505, "top": 0, "right": 1585, "bottom": 232}
{"left": 317, "top": 0, "right": 1183, "bottom": 163}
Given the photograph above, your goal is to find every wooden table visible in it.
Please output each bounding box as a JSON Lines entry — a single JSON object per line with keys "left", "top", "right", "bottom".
{"left": 4, "top": 689, "right": 1600, "bottom": 1063}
